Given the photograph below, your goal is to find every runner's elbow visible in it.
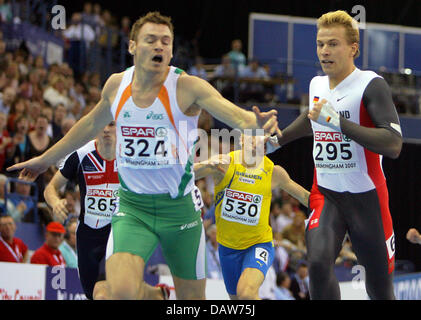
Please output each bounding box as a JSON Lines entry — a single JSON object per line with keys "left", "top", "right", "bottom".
{"left": 387, "top": 138, "right": 402, "bottom": 159}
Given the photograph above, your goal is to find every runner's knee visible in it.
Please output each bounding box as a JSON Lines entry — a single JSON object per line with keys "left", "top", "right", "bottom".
{"left": 236, "top": 282, "right": 259, "bottom": 300}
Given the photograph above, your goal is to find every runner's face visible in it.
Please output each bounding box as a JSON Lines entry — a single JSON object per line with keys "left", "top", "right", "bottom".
{"left": 130, "top": 23, "right": 173, "bottom": 72}
{"left": 99, "top": 121, "right": 116, "bottom": 147}
{"left": 0, "top": 217, "right": 16, "bottom": 240}
{"left": 241, "top": 135, "right": 265, "bottom": 167}
{"left": 317, "top": 26, "right": 357, "bottom": 80}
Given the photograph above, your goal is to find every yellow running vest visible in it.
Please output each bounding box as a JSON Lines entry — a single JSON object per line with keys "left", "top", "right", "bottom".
{"left": 214, "top": 150, "right": 273, "bottom": 250}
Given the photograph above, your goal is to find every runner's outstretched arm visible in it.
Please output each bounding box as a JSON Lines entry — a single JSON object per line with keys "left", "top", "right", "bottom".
{"left": 272, "top": 165, "right": 310, "bottom": 207}
{"left": 178, "top": 75, "right": 282, "bottom": 136}
{"left": 194, "top": 154, "right": 231, "bottom": 183}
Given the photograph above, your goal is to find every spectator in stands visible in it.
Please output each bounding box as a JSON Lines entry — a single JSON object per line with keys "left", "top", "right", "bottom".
{"left": 81, "top": 2, "right": 97, "bottom": 30}
{"left": 7, "top": 115, "right": 30, "bottom": 168}
{"left": 15, "top": 49, "right": 29, "bottom": 77}
{"left": 7, "top": 180, "right": 35, "bottom": 222}
{"left": 64, "top": 190, "right": 80, "bottom": 218}
{"left": 280, "top": 210, "right": 306, "bottom": 264}
{"left": 205, "top": 224, "right": 223, "bottom": 280}
{"left": 0, "top": 174, "right": 28, "bottom": 220}
{"left": 41, "top": 105, "right": 54, "bottom": 138}
{"left": 0, "top": 215, "right": 28, "bottom": 263}
{"left": 33, "top": 71, "right": 47, "bottom": 102}
{"left": 290, "top": 261, "right": 310, "bottom": 300}
{"left": 258, "top": 265, "right": 277, "bottom": 300}
{"left": 51, "top": 104, "right": 68, "bottom": 140}
{"left": 0, "top": 86, "right": 17, "bottom": 115}
{"left": 188, "top": 56, "right": 208, "bottom": 81}
{"left": 27, "top": 100, "right": 41, "bottom": 130}
{"left": 273, "top": 243, "right": 289, "bottom": 275}
{"left": 271, "top": 200, "right": 295, "bottom": 239}
{"left": 33, "top": 55, "right": 44, "bottom": 70}
{"left": 69, "top": 81, "right": 87, "bottom": 110}
{"left": 87, "top": 86, "right": 101, "bottom": 105}
{"left": 19, "top": 70, "right": 38, "bottom": 100}
{"left": 88, "top": 72, "right": 101, "bottom": 90}
{"left": 30, "top": 221, "right": 66, "bottom": 266}
{"left": 5, "top": 61, "right": 20, "bottom": 89}
{"left": 27, "top": 115, "right": 53, "bottom": 158}
{"left": 212, "top": 55, "right": 236, "bottom": 101}
{"left": 55, "top": 118, "right": 75, "bottom": 144}
{"left": 0, "top": 0, "right": 12, "bottom": 23}
{"left": 227, "top": 39, "right": 246, "bottom": 69}
{"left": 43, "top": 74, "right": 71, "bottom": 109}
{"left": 239, "top": 58, "right": 270, "bottom": 103}
{"left": 63, "top": 12, "right": 96, "bottom": 46}
{"left": 120, "top": 16, "right": 131, "bottom": 38}
{"left": 27, "top": 115, "right": 54, "bottom": 201}
{"left": 0, "top": 40, "right": 7, "bottom": 72}
{"left": 0, "top": 110, "right": 11, "bottom": 172}
{"left": 202, "top": 204, "right": 215, "bottom": 232}
{"left": 274, "top": 271, "right": 295, "bottom": 300}
{"left": 63, "top": 12, "right": 96, "bottom": 78}
{"left": 98, "top": 10, "right": 119, "bottom": 49}
{"left": 59, "top": 217, "right": 78, "bottom": 268}
{"left": 7, "top": 97, "right": 27, "bottom": 133}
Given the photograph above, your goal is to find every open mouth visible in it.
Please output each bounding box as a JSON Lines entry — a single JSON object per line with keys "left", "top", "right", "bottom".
{"left": 321, "top": 60, "right": 334, "bottom": 65}
{"left": 152, "top": 55, "right": 163, "bottom": 63}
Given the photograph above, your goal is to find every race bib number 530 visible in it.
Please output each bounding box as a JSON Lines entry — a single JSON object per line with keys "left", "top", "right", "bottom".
{"left": 221, "top": 189, "right": 263, "bottom": 226}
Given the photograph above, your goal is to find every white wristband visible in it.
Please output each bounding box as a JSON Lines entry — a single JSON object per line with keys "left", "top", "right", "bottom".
{"left": 265, "top": 135, "right": 281, "bottom": 154}
{"left": 317, "top": 101, "right": 341, "bottom": 131}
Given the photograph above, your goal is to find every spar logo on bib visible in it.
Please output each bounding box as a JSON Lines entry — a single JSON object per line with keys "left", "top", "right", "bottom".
{"left": 314, "top": 131, "right": 342, "bottom": 142}
{"left": 225, "top": 190, "right": 262, "bottom": 204}
{"left": 86, "top": 189, "right": 115, "bottom": 197}
{"left": 121, "top": 126, "right": 155, "bottom": 138}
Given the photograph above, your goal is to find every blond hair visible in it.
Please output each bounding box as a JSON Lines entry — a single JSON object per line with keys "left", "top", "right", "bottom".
{"left": 317, "top": 10, "right": 360, "bottom": 58}
{"left": 129, "top": 11, "right": 174, "bottom": 42}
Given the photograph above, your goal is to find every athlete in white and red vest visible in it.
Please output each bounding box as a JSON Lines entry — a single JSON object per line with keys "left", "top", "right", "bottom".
{"left": 268, "top": 11, "right": 402, "bottom": 300}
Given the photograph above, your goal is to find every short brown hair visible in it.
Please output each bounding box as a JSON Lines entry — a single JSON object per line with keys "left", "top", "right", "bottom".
{"left": 317, "top": 10, "right": 360, "bottom": 58}
{"left": 129, "top": 11, "right": 174, "bottom": 42}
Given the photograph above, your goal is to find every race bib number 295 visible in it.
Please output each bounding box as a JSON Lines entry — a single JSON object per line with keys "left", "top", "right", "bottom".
{"left": 313, "top": 131, "right": 359, "bottom": 173}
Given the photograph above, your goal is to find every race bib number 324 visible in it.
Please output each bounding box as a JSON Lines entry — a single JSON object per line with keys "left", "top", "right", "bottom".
{"left": 221, "top": 189, "right": 263, "bottom": 226}
{"left": 119, "top": 125, "right": 175, "bottom": 169}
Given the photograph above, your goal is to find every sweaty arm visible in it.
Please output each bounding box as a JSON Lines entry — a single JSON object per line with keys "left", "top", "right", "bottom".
{"left": 194, "top": 154, "right": 231, "bottom": 185}
{"left": 276, "top": 110, "right": 313, "bottom": 146}
{"left": 44, "top": 171, "right": 70, "bottom": 222}
{"left": 272, "top": 165, "right": 310, "bottom": 207}
{"left": 44, "top": 151, "right": 80, "bottom": 223}
{"left": 339, "top": 77, "right": 402, "bottom": 159}
{"left": 178, "top": 75, "right": 279, "bottom": 135}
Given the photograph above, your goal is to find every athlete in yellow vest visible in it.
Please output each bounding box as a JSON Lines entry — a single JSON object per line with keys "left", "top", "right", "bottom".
{"left": 194, "top": 134, "right": 309, "bottom": 299}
